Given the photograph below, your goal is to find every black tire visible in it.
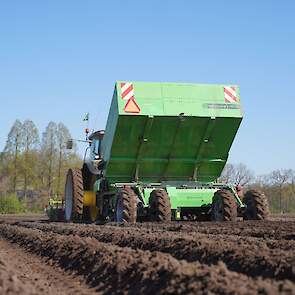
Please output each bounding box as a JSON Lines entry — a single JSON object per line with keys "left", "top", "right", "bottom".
{"left": 115, "top": 187, "right": 137, "bottom": 223}
{"left": 149, "top": 189, "right": 171, "bottom": 222}
{"left": 211, "top": 189, "right": 237, "bottom": 222}
{"left": 244, "top": 190, "right": 269, "bottom": 220}
{"left": 64, "top": 168, "right": 84, "bottom": 222}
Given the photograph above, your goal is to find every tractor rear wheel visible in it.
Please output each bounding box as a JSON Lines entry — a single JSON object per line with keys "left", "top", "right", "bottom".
{"left": 243, "top": 190, "right": 269, "bottom": 220}
{"left": 64, "top": 168, "right": 84, "bottom": 222}
{"left": 211, "top": 189, "right": 237, "bottom": 222}
{"left": 149, "top": 189, "right": 171, "bottom": 222}
{"left": 115, "top": 187, "right": 137, "bottom": 223}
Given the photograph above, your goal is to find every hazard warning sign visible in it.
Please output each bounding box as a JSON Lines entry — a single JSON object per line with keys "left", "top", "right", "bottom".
{"left": 224, "top": 86, "right": 239, "bottom": 103}
{"left": 120, "top": 82, "right": 141, "bottom": 113}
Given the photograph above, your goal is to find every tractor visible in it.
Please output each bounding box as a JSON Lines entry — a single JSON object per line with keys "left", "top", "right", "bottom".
{"left": 64, "top": 81, "right": 269, "bottom": 223}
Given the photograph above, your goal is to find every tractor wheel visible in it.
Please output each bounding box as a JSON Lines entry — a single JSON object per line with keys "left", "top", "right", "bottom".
{"left": 211, "top": 189, "right": 237, "bottom": 222}
{"left": 149, "top": 189, "right": 171, "bottom": 222}
{"left": 115, "top": 187, "right": 137, "bottom": 223}
{"left": 243, "top": 190, "right": 269, "bottom": 220}
{"left": 64, "top": 168, "right": 84, "bottom": 222}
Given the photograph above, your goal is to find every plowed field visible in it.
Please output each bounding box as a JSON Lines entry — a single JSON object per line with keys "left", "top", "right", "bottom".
{"left": 0, "top": 214, "right": 295, "bottom": 294}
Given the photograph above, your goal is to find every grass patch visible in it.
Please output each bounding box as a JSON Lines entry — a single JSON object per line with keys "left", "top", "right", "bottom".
{"left": 0, "top": 194, "right": 27, "bottom": 214}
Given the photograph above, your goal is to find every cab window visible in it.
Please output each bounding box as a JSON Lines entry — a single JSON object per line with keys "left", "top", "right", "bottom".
{"left": 92, "top": 139, "right": 100, "bottom": 155}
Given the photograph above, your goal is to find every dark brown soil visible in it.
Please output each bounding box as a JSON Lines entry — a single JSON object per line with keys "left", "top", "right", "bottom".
{"left": 0, "top": 239, "right": 97, "bottom": 294}
{"left": 13, "top": 221, "right": 295, "bottom": 281}
{"left": 0, "top": 214, "right": 295, "bottom": 294}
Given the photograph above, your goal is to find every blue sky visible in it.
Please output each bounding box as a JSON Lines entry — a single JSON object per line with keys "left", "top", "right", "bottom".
{"left": 0, "top": 0, "right": 294, "bottom": 174}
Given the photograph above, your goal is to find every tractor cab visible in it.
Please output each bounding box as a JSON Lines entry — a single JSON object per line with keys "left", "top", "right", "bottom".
{"left": 88, "top": 130, "right": 105, "bottom": 160}
{"left": 84, "top": 130, "right": 105, "bottom": 177}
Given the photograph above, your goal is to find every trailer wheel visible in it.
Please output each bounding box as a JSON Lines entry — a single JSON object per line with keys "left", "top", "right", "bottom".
{"left": 149, "top": 189, "right": 171, "bottom": 222}
{"left": 211, "top": 189, "right": 237, "bottom": 222}
{"left": 64, "top": 168, "right": 84, "bottom": 222}
{"left": 243, "top": 190, "right": 269, "bottom": 220}
{"left": 115, "top": 187, "right": 137, "bottom": 223}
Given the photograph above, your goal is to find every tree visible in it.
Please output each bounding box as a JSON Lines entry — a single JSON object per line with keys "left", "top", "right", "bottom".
{"left": 41, "top": 122, "right": 58, "bottom": 195}
{"left": 268, "top": 169, "right": 293, "bottom": 213}
{"left": 254, "top": 169, "right": 295, "bottom": 213}
{"left": 290, "top": 171, "right": 295, "bottom": 195}
{"left": 0, "top": 152, "right": 10, "bottom": 195}
{"left": 21, "top": 120, "right": 39, "bottom": 195}
{"left": 1, "top": 120, "right": 82, "bottom": 210}
{"left": 4, "top": 120, "right": 23, "bottom": 191}
{"left": 220, "top": 163, "right": 254, "bottom": 186}
{"left": 56, "top": 123, "right": 72, "bottom": 194}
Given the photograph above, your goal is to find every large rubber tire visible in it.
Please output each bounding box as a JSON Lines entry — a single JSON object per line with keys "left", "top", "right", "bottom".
{"left": 243, "top": 190, "right": 269, "bottom": 220}
{"left": 115, "top": 187, "right": 137, "bottom": 223}
{"left": 149, "top": 189, "right": 171, "bottom": 222}
{"left": 64, "top": 168, "right": 84, "bottom": 222}
{"left": 211, "top": 189, "right": 237, "bottom": 222}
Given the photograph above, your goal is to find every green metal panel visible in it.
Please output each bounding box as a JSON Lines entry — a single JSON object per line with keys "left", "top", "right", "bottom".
{"left": 101, "top": 89, "right": 119, "bottom": 163}
{"left": 101, "top": 81, "right": 243, "bottom": 183}
{"left": 142, "top": 187, "right": 216, "bottom": 209}
{"left": 166, "top": 187, "right": 216, "bottom": 209}
{"left": 117, "top": 81, "right": 242, "bottom": 117}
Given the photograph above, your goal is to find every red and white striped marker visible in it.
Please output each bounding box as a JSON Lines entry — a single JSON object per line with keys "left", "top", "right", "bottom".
{"left": 224, "top": 86, "right": 239, "bottom": 103}
{"left": 120, "top": 82, "right": 141, "bottom": 113}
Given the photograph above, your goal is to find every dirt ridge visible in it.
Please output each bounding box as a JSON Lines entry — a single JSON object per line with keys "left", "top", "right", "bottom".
{"left": 1, "top": 223, "right": 294, "bottom": 294}
{"left": 13, "top": 221, "right": 295, "bottom": 282}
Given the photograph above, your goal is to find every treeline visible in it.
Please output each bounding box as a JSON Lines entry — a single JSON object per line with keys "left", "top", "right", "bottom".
{"left": 1, "top": 120, "right": 294, "bottom": 214}
{"left": 220, "top": 164, "right": 295, "bottom": 213}
{"left": 0, "top": 120, "right": 81, "bottom": 198}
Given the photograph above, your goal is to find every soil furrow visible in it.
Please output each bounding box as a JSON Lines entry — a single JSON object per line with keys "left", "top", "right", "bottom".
{"left": 0, "top": 239, "right": 97, "bottom": 295}
{"left": 105, "top": 221, "right": 295, "bottom": 240}
{"left": 0, "top": 223, "right": 294, "bottom": 295}
{"left": 12, "top": 221, "right": 295, "bottom": 282}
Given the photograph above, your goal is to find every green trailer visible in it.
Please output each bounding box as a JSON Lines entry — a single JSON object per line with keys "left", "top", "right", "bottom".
{"left": 64, "top": 81, "right": 269, "bottom": 222}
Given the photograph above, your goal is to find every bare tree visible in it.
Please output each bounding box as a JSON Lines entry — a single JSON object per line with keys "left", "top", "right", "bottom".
{"left": 289, "top": 171, "right": 295, "bottom": 209}
{"left": 42, "top": 122, "right": 58, "bottom": 195}
{"left": 220, "top": 163, "right": 254, "bottom": 186}
{"left": 0, "top": 152, "right": 9, "bottom": 195}
{"left": 268, "top": 169, "right": 293, "bottom": 213}
{"left": 56, "top": 123, "right": 71, "bottom": 195}
{"left": 4, "top": 120, "right": 23, "bottom": 191}
{"left": 22, "top": 120, "right": 39, "bottom": 195}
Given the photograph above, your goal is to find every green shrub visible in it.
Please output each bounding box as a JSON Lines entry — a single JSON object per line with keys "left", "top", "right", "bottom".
{"left": 0, "top": 194, "right": 26, "bottom": 214}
